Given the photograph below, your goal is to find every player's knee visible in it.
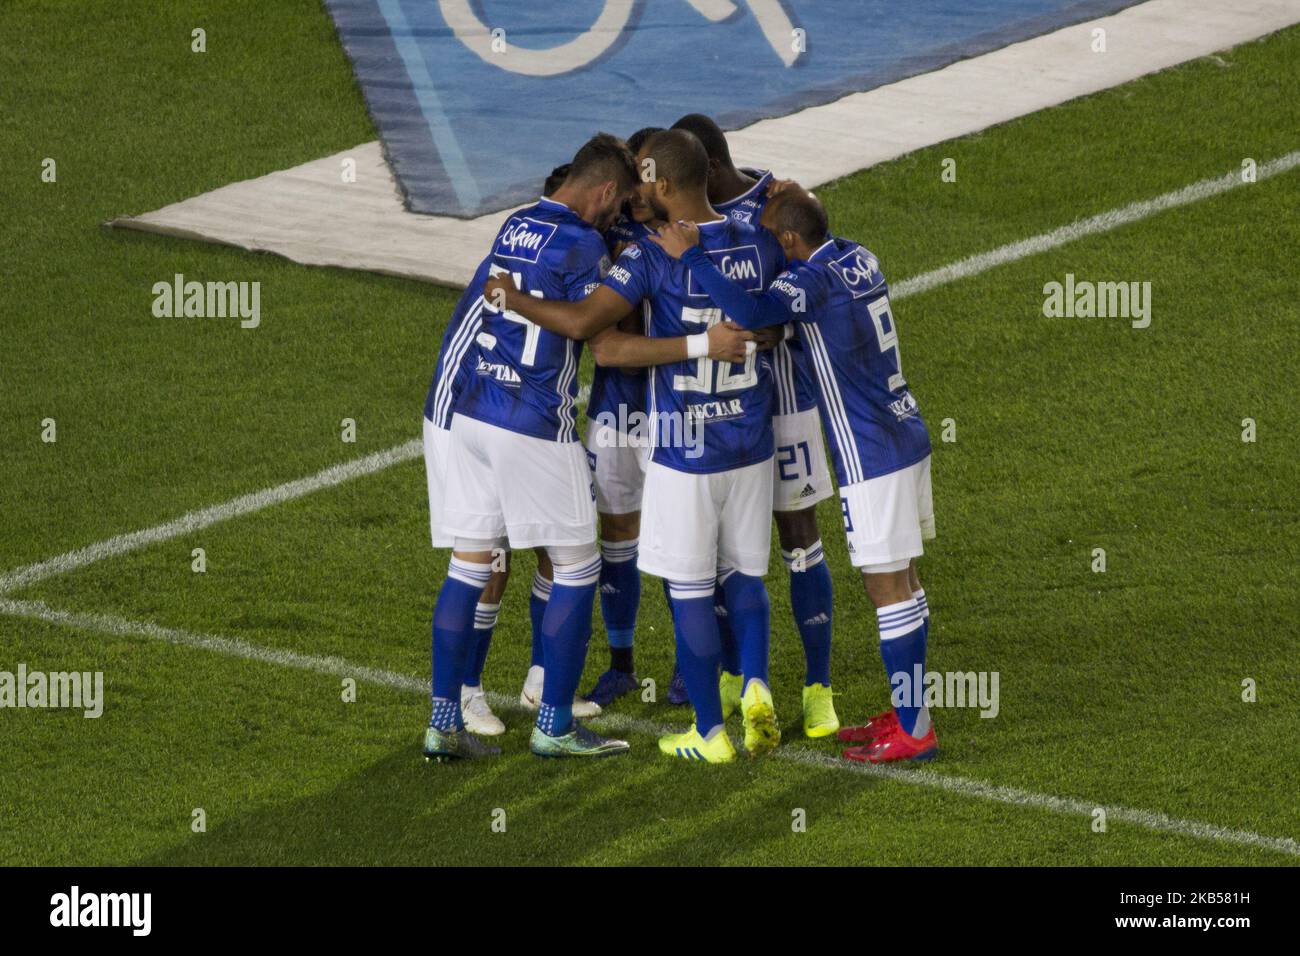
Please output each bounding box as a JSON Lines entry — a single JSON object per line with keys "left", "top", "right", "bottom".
{"left": 774, "top": 506, "right": 820, "bottom": 551}
{"left": 533, "top": 546, "right": 553, "bottom": 581}
{"left": 599, "top": 510, "right": 640, "bottom": 541}
{"left": 860, "top": 566, "right": 913, "bottom": 608}
{"left": 548, "top": 543, "right": 601, "bottom": 587}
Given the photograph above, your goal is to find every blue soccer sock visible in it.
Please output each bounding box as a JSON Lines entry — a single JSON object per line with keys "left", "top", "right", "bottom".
{"left": 877, "top": 597, "right": 931, "bottom": 738}
{"left": 430, "top": 556, "right": 492, "bottom": 730}
{"left": 529, "top": 571, "right": 551, "bottom": 668}
{"left": 784, "top": 541, "right": 833, "bottom": 686}
{"left": 714, "top": 586, "right": 741, "bottom": 676}
{"left": 537, "top": 553, "right": 601, "bottom": 737}
{"left": 599, "top": 538, "right": 640, "bottom": 672}
{"left": 669, "top": 580, "right": 724, "bottom": 736}
{"left": 462, "top": 601, "right": 499, "bottom": 687}
{"left": 720, "top": 569, "right": 770, "bottom": 690}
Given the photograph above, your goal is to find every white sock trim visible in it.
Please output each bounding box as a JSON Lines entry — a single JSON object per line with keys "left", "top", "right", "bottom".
{"left": 877, "top": 597, "right": 923, "bottom": 641}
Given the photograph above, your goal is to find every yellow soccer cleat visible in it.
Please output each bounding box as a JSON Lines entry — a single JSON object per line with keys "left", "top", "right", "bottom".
{"left": 741, "top": 680, "right": 781, "bottom": 756}
{"left": 719, "top": 670, "right": 744, "bottom": 720}
{"left": 658, "top": 724, "right": 737, "bottom": 763}
{"left": 801, "top": 683, "right": 840, "bottom": 738}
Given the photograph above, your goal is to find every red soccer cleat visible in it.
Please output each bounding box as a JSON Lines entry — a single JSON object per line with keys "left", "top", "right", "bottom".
{"left": 836, "top": 708, "right": 898, "bottom": 743}
{"left": 842, "top": 722, "right": 937, "bottom": 763}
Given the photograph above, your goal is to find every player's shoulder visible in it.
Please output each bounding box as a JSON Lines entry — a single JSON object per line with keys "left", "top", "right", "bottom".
{"left": 492, "top": 199, "right": 600, "bottom": 267}
{"left": 813, "top": 235, "right": 886, "bottom": 299}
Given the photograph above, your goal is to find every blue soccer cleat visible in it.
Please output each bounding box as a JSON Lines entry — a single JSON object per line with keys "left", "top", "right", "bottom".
{"left": 584, "top": 668, "right": 640, "bottom": 708}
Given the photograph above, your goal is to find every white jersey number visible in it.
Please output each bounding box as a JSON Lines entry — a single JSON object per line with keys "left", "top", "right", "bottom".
{"left": 867, "top": 295, "right": 905, "bottom": 392}
{"left": 672, "top": 306, "right": 757, "bottom": 394}
{"left": 487, "top": 264, "right": 544, "bottom": 367}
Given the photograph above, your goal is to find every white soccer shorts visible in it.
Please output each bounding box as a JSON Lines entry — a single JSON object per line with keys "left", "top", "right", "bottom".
{"left": 839, "top": 454, "right": 935, "bottom": 571}
{"left": 585, "top": 419, "right": 648, "bottom": 516}
{"left": 423, "top": 416, "right": 454, "bottom": 548}
{"left": 638, "top": 456, "right": 774, "bottom": 582}
{"left": 442, "top": 414, "right": 597, "bottom": 549}
{"left": 772, "top": 407, "right": 834, "bottom": 512}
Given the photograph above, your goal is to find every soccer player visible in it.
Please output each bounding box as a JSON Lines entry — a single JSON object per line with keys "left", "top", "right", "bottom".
{"left": 424, "top": 133, "right": 641, "bottom": 760}
{"left": 582, "top": 126, "right": 672, "bottom": 708}
{"left": 650, "top": 188, "right": 939, "bottom": 762}
{"left": 485, "top": 130, "right": 786, "bottom": 763}
{"left": 671, "top": 115, "right": 839, "bottom": 738}
{"left": 423, "top": 169, "right": 600, "bottom": 737}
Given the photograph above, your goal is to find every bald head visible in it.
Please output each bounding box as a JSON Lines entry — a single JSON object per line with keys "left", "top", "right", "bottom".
{"left": 642, "top": 129, "right": 709, "bottom": 192}
{"left": 761, "top": 187, "right": 829, "bottom": 258}
{"left": 671, "top": 113, "right": 734, "bottom": 169}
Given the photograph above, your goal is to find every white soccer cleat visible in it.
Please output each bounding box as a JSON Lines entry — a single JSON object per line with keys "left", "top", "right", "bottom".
{"left": 460, "top": 685, "right": 505, "bottom": 737}
{"left": 518, "top": 665, "right": 602, "bottom": 719}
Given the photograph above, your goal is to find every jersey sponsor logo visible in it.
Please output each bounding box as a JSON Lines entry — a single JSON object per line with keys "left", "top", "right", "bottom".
{"left": 608, "top": 263, "right": 633, "bottom": 285}
{"left": 495, "top": 216, "right": 558, "bottom": 263}
{"left": 887, "top": 390, "right": 920, "bottom": 420}
{"left": 686, "top": 244, "right": 764, "bottom": 297}
{"left": 686, "top": 397, "right": 745, "bottom": 422}
{"left": 828, "top": 248, "right": 882, "bottom": 299}
{"left": 771, "top": 276, "right": 801, "bottom": 298}
{"left": 475, "top": 356, "right": 521, "bottom": 385}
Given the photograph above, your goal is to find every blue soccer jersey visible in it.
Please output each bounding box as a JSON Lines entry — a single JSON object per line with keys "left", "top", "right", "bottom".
{"left": 424, "top": 257, "right": 493, "bottom": 429}
{"left": 589, "top": 212, "right": 656, "bottom": 429}
{"left": 454, "top": 198, "right": 610, "bottom": 443}
{"left": 602, "top": 217, "right": 782, "bottom": 474}
{"left": 715, "top": 169, "right": 818, "bottom": 417}
{"left": 767, "top": 238, "right": 931, "bottom": 484}
{"left": 603, "top": 212, "right": 653, "bottom": 258}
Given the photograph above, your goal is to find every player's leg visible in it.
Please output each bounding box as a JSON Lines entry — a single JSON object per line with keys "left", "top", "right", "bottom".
{"left": 718, "top": 456, "right": 780, "bottom": 755}
{"left": 584, "top": 420, "right": 649, "bottom": 707}
{"left": 425, "top": 415, "right": 506, "bottom": 761}
{"left": 520, "top": 546, "right": 600, "bottom": 719}
{"left": 836, "top": 456, "right": 938, "bottom": 762}
{"left": 481, "top": 424, "right": 622, "bottom": 757}
{"left": 639, "top": 460, "right": 736, "bottom": 762}
{"left": 772, "top": 407, "right": 838, "bottom": 737}
{"left": 584, "top": 508, "right": 643, "bottom": 706}
{"left": 460, "top": 555, "right": 508, "bottom": 737}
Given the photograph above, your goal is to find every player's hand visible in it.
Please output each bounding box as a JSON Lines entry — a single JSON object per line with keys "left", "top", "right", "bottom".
{"left": 766, "top": 178, "right": 800, "bottom": 198}
{"left": 752, "top": 325, "right": 786, "bottom": 351}
{"left": 649, "top": 220, "right": 701, "bottom": 259}
{"left": 482, "top": 274, "right": 515, "bottom": 311}
{"left": 707, "top": 321, "right": 755, "bottom": 363}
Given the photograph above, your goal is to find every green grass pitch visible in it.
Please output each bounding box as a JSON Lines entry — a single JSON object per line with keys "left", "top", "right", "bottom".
{"left": 1, "top": 2, "right": 1296, "bottom": 865}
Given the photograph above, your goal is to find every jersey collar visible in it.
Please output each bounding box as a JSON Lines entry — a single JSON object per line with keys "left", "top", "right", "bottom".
{"left": 715, "top": 169, "right": 772, "bottom": 210}
{"left": 808, "top": 237, "right": 839, "bottom": 263}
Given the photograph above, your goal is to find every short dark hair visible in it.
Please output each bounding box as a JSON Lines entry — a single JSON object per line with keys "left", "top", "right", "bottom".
{"left": 542, "top": 163, "right": 570, "bottom": 196}
{"left": 566, "top": 132, "right": 638, "bottom": 191}
{"left": 767, "top": 189, "right": 829, "bottom": 246}
{"left": 670, "top": 113, "right": 733, "bottom": 167}
{"left": 643, "top": 129, "right": 709, "bottom": 191}
{"left": 626, "top": 126, "right": 665, "bottom": 156}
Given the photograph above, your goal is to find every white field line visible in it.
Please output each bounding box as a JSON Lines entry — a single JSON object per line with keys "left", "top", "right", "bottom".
{"left": 6, "top": 152, "right": 1296, "bottom": 597}
{"left": 889, "top": 149, "right": 1300, "bottom": 299}
{"left": 3, "top": 595, "right": 1297, "bottom": 860}
{"left": 0, "top": 439, "right": 421, "bottom": 595}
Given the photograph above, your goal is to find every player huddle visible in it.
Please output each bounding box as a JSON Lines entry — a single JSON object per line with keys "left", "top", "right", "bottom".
{"left": 421, "top": 115, "right": 937, "bottom": 764}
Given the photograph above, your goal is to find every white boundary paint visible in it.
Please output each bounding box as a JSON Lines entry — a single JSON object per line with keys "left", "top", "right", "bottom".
{"left": 108, "top": 0, "right": 1300, "bottom": 288}
{"left": 27, "top": 150, "right": 1298, "bottom": 595}
{"left": 4, "top": 594, "right": 1297, "bottom": 859}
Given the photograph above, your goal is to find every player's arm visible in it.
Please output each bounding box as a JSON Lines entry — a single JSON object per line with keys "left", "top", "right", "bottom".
{"left": 589, "top": 322, "right": 753, "bottom": 368}
{"left": 481, "top": 276, "right": 632, "bottom": 341}
{"left": 649, "top": 223, "right": 792, "bottom": 330}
